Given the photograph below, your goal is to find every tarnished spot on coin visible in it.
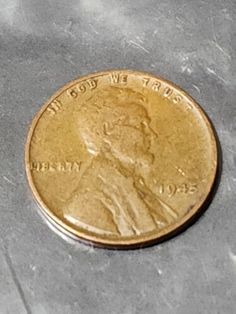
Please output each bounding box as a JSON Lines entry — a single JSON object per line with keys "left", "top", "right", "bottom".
{"left": 25, "top": 70, "right": 218, "bottom": 248}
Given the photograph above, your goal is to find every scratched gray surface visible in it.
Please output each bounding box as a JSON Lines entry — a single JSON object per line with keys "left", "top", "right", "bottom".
{"left": 0, "top": 0, "right": 235, "bottom": 313}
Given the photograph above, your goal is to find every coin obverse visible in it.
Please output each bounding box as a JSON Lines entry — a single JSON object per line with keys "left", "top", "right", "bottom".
{"left": 25, "top": 70, "right": 218, "bottom": 248}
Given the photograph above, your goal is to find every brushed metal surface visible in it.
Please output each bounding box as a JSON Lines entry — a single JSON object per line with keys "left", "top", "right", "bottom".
{"left": 0, "top": 0, "right": 235, "bottom": 313}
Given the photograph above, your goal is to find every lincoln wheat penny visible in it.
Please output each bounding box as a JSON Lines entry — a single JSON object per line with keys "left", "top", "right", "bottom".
{"left": 25, "top": 70, "right": 218, "bottom": 248}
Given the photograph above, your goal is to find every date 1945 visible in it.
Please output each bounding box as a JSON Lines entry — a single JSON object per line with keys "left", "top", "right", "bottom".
{"left": 155, "top": 183, "right": 198, "bottom": 197}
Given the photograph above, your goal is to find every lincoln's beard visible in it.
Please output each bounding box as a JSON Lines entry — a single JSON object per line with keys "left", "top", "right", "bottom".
{"left": 134, "top": 151, "right": 154, "bottom": 175}
{"left": 135, "top": 152, "right": 154, "bottom": 171}
{"left": 106, "top": 143, "right": 154, "bottom": 177}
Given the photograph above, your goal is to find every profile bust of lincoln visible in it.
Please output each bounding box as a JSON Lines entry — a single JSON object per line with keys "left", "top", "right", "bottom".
{"left": 63, "top": 87, "right": 177, "bottom": 236}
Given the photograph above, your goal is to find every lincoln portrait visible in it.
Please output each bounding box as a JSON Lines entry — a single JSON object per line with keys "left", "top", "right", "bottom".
{"left": 63, "top": 87, "right": 178, "bottom": 236}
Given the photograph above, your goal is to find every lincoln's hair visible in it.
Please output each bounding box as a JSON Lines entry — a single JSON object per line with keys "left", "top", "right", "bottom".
{"left": 77, "top": 87, "right": 150, "bottom": 133}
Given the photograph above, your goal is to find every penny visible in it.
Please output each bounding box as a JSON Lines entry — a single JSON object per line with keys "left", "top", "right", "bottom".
{"left": 25, "top": 70, "right": 218, "bottom": 248}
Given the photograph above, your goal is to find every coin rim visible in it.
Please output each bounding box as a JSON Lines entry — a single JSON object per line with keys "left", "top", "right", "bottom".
{"left": 25, "top": 69, "right": 218, "bottom": 248}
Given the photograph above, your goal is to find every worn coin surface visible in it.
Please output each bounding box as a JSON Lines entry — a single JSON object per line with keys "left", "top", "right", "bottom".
{"left": 25, "top": 70, "right": 218, "bottom": 248}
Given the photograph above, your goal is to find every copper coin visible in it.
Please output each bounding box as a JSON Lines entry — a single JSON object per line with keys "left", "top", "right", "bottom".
{"left": 25, "top": 70, "right": 218, "bottom": 248}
